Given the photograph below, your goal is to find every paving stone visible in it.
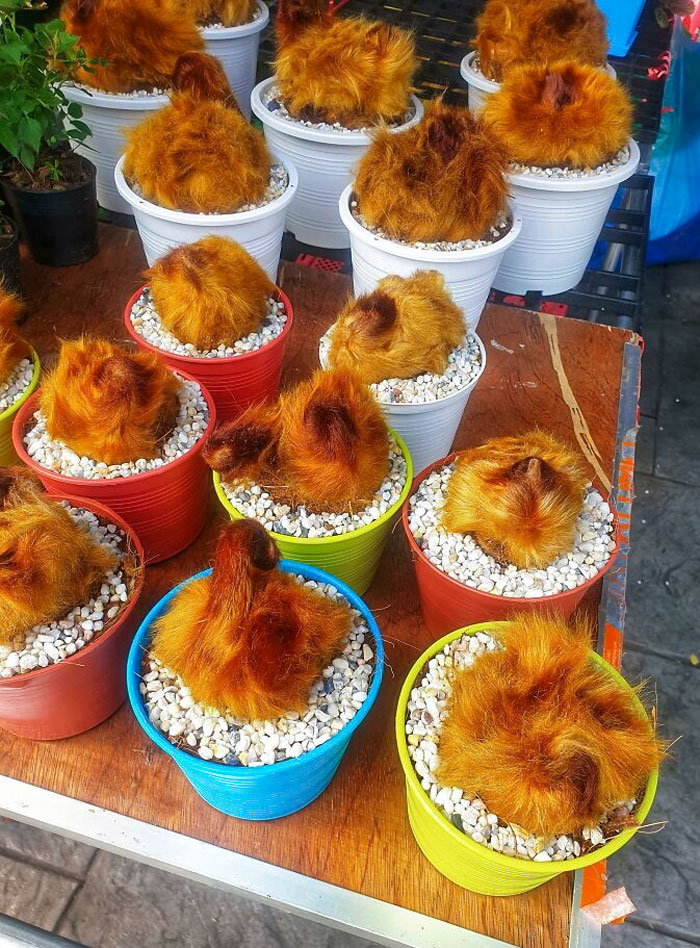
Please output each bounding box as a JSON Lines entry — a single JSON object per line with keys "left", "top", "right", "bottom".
{"left": 660, "top": 261, "right": 700, "bottom": 324}
{"left": 626, "top": 474, "right": 700, "bottom": 655}
{"left": 0, "top": 851, "right": 77, "bottom": 929}
{"left": 654, "top": 319, "right": 700, "bottom": 485}
{"left": 604, "top": 920, "right": 696, "bottom": 948}
{"left": 606, "top": 650, "right": 699, "bottom": 936}
{"left": 0, "top": 818, "right": 95, "bottom": 878}
{"left": 58, "top": 850, "right": 375, "bottom": 948}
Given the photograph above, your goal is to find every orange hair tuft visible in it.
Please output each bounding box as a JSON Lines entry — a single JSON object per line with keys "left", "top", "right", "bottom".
{"left": 0, "top": 286, "right": 31, "bottom": 385}
{"left": 172, "top": 0, "right": 257, "bottom": 27}
{"left": 171, "top": 51, "right": 241, "bottom": 110}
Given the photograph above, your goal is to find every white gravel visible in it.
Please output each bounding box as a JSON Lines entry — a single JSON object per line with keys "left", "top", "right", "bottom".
{"left": 71, "top": 82, "right": 167, "bottom": 97}
{"left": 351, "top": 198, "right": 511, "bottom": 251}
{"left": 408, "top": 464, "right": 616, "bottom": 596}
{"left": 262, "top": 82, "right": 416, "bottom": 133}
{"left": 221, "top": 435, "right": 407, "bottom": 538}
{"left": 0, "top": 504, "right": 132, "bottom": 678}
{"left": 405, "top": 630, "right": 636, "bottom": 859}
{"left": 203, "top": 6, "right": 261, "bottom": 28}
{"left": 319, "top": 327, "right": 483, "bottom": 405}
{"left": 0, "top": 358, "right": 33, "bottom": 413}
{"left": 141, "top": 575, "right": 376, "bottom": 765}
{"left": 23, "top": 377, "right": 209, "bottom": 480}
{"left": 129, "top": 288, "right": 288, "bottom": 358}
{"left": 510, "top": 146, "right": 631, "bottom": 179}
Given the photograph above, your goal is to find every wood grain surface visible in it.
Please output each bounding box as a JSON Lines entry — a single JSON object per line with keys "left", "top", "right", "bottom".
{"left": 0, "top": 226, "right": 640, "bottom": 948}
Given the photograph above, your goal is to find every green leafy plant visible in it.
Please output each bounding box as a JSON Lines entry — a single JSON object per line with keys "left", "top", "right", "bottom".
{"left": 0, "top": 0, "right": 98, "bottom": 178}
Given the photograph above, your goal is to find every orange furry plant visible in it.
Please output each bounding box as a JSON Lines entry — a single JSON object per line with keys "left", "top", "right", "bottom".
{"left": 483, "top": 61, "right": 633, "bottom": 168}
{"left": 354, "top": 100, "right": 508, "bottom": 243}
{"left": 274, "top": 0, "right": 417, "bottom": 128}
{"left": 39, "top": 338, "right": 181, "bottom": 465}
{"left": 61, "top": 0, "right": 204, "bottom": 94}
{"left": 442, "top": 430, "right": 589, "bottom": 569}
{"left": 327, "top": 271, "right": 466, "bottom": 385}
{"left": 151, "top": 519, "right": 353, "bottom": 718}
{"left": 123, "top": 52, "right": 270, "bottom": 213}
{"left": 203, "top": 368, "right": 389, "bottom": 512}
{"left": 436, "top": 614, "right": 665, "bottom": 838}
{"left": 173, "top": 0, "right": 257, "bottom": 27}
{"left": 0, "top": 286, "right": 31, "bottom": 385}
{"left": 146, "top": 236, "right": 277, "bottom": 350}
{"left": 474, "top": 0, "right": 609, "bottom": 82}
{"left": 0, "top": 468, "right": 116, "bottom": 643}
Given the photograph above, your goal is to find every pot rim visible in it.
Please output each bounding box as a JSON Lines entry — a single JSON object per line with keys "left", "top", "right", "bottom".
{"left": 11, "top": 367, "right": 217, "bottom": 488}
{"left": 213, "top": 428, "right": 414, "bottom": 546}
{"left": 505, "top": 139, "right": 640, "bottom": 192}
{"left": 201, "top": 0, "right": 269, "bottom": 39}
{"left": 63, "top": 83, "right": 170, "bottom": 110}
{"left": 0, "top": 492, "right": 145, "bottom": 687}
{"left": 0, "top": 349, "right": 40, "bottom": 423}
{"left": 114, "top": 154, "right": 299, "bottom": 225}
{"left": 126, "top": 559, "right": 384, "bottom": 776}
{"left": 124, "top": 284, "right": 294, "bottom": 367}
{"left": 339, "top": 186, "right": 523, "bottom": 263}
{"left": 401, "top": 450, "right": 622, "bottom": 605}
{"left": 2, "top": 155, "right": 97, "bottom": 195}
{"left": 394, "top": 620, "right": 659, "bottom": 873}
{"left": 251, "top": 76, "right": 424, "bottom": 145}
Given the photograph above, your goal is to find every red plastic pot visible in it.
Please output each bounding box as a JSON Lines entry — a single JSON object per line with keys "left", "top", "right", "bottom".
{"left": 123, "top": 286, "right": 294, "bottom": 423}
{"left": 0, "top": 494, "right": 145, "bottom": 741}
{"left": 402, "top": 452, "right": 621, "bottom": 636}
{"left": 11, "top": 371, "right": 216, "bottom": 564}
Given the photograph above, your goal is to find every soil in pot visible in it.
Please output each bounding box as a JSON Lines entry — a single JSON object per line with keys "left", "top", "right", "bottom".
{"left": 1, "top": 151, "right": 98, "bottom": 266}
{"left": 0, "top": 214, "right": 22, "bottom": 299}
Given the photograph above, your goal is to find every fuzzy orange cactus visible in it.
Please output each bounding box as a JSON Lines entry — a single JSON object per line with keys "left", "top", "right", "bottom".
{"left": 0, "top": 287, "right": 31, "bottom": 385}
{"left": 146, "top": 236, "right": 277, "bottom": 350}
{"left": 354, "top": 100, "right": 509, "bottom": 243}
{"left": 61, "top": 0, "right": 204, "bottom": 93}
{"left": 274, "top": 0, "right": 416, "bottom": 128}
{"left": 151, "top": 519, "right": 352, "bottom": 718}
{"left": 437, "top": 614, "right": 665, "bottom": 838}
{"left": 474, "top": 0, "right": 609, "bottom": 82}
{"left": 327, "top": 271, "right": 466, "bottom": 385}
{"left": 39, "top": 338, "right": 181, "bottom": 465}
{"left": 442, "top": 430, "right": 589, "bottom": 569}
{"left": 0, "top": 468, "right": 116, "bottom": 643}
{"left": 173, "top": 0, "right": 257, "bottom": 27}
{"left": 123, "top": 53, "right": 270, "bottom": 213}
{"left": 483, "top": 60, "right": 632, "bottom": 168}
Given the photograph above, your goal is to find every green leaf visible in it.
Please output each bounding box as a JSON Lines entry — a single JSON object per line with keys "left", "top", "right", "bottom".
{"left": 0, "top": 124, "right": 19, "bottom": 158}
{"left": 67, "top": 101, "right": 82, "bottom": 118}
{"left": 18, "top": 114, "right": 42, "bottom": 152}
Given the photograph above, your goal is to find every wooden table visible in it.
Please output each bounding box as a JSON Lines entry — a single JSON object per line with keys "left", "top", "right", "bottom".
{"left": 0, "top": 225, "right": 643, "bottom": 948}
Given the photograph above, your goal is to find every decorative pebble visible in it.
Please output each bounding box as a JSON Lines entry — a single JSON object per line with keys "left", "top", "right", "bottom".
{"left": 142, "top": 576, "right": 376, "bottom": 765}
{"left": 129, "top": 288, "right": 288, "bottom": 358}
{"left": 128, "top": 164, "right": 289, "bottom": 214}
{"left": 23, "top": 377, "right": 209, "bottom": 480}
{"left": 319, "top": 327, "right": 483, "bottom": 405}
{"left": 261, "top": 83, "right": 416, "bottom": 134}
{"left": 407, "top": 464, "right": 616, "bottom": 597}
{"left": 0, "top": 358, "right": 33, "bottom": 412}
{"left": 72, "top": 82, "right": 167, "bottom": 97}
{"left": 405, "top": 630, "right": 636, "bottom": 860}
{"left": 0, "top": 504, "right": 131, "bottom": 677}
{"left": 510, "top": 146, "right": 631, "bottom": 180}
{"left": 220, "top": 435, "right": 407, "bottom": 538}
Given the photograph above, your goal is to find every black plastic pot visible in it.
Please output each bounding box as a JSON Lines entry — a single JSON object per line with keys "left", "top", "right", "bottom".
{"left": 0, "top": 214, "right": 22, "bottom": 297}
{"left": 2, "top": 157, "right": 98, "bottom": 267}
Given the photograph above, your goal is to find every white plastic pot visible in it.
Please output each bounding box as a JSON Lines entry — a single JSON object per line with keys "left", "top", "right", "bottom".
{"left": 251, "top": 78, "right": 423, "bottom": 249}
{"left": 339, "top": 186, "right": 522, "bottom": 331}
{"left": 493, "top": 139, "right": 640, "bottom": 296}
{"left": 64, "top": 85, "right": 169, "bottom": 215}
{"left": 114, "top": 154, "right": 298, "bottom": 279}
{"left": 202, "top": 1, "right": 269, "bottom": 121}
{"left": 319, "top": 332, "right": 487, "bottom": 476}
{"left": 460, "top": 52, "right": 618, "bottom": 114}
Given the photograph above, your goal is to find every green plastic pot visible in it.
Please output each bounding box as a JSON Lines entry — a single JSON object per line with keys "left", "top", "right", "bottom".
{"left": 0, "top": 349, "right": 40, "bottom": 466}
{"left": 395, "top": 621, "right": 659, "bottom": 896}
{"left": 213, "top": 431, "right": 413, "bottom": 594}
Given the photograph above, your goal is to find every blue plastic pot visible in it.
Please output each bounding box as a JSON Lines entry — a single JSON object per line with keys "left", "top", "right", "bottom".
{"left": 126, "top": 562, "right": 384, "bottom": 820}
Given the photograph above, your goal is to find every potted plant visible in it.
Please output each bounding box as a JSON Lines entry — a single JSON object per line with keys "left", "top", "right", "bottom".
{"left": 339, "top": 100, "right": 522, "bottom": 330}
{"left": 402, "top": 432, "right": 619, "bottom": 634}
{"left": 0, "top": 2, "right": 98, "bottom": 266}
{"left": 319, "top": 271, "right": 487, "bottom": 474}
{"left": 395, "top": 617, "right": 663, "bottom": 895}
{"left": 12, "top": 337, "right": 216, "bottom": 563}
{"left": 0, "top": 286, "right": 40, "bottom": 466}
{"left": 127, "top": 519, "right": 383, "bottom": 819}
{"left": 124, "top": 236, "right": 295, "bottom": 423}
{"left": 0, "top": 208, "right": 21, "bottom": 296}
{"left": 0, "top": 471, "right": 145, "bottom": 740}
{"left": 251, "top": 0, "right": 422, "bottom": 249}
{"left": 114, "top": 52, "right": 297, "bottom": 276}
{"left": 483, "top": 60, "right": 640, "bottom": 295}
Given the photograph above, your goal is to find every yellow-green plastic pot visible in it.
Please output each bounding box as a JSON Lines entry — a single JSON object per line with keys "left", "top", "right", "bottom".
{"left": 213, "top": 431, "right": 413, "bottom": 595}
{"left": 0, "top": 350, "right": 40, "bottom": 466}
{"left": 395, "top": 621, "right": 659, "bottom": 896}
